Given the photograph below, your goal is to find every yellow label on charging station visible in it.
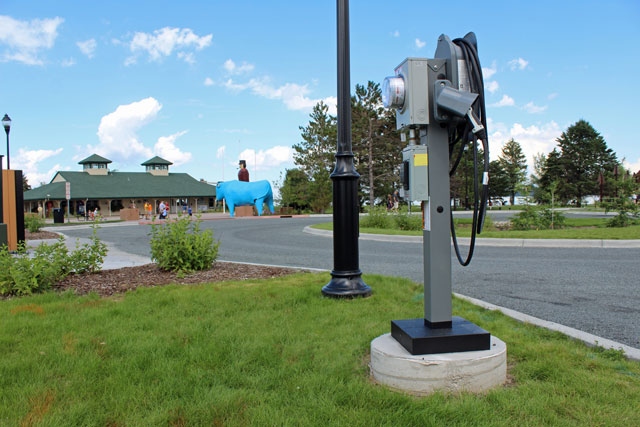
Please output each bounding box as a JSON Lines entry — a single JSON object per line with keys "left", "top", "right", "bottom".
{"left": 414, "top": 153, "right": 428, "bottom": 166}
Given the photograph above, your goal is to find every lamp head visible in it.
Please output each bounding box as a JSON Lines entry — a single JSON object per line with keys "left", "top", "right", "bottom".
{"left": 1, "top": 114, "right": 10, "bottom": 133}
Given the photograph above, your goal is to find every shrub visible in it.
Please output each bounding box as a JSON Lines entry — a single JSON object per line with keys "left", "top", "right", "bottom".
{"left": 511, "top": 205, "right": 566, "bottom": 230}
{"left": 69, "top": 224, "right": 108, "bottom": 273}
{"left": 607, "top": 212, "right": 638, "bottom": 228}
{"left": 149, "top": 215, "right": 220, "bottom": 272}
{"left": 0, "top": 224, "right": 108, "bottom": 296}
{"left": 360, "top": 207, "right": 392, "bottom": 229}
{"left": 393, "top": 213, "right": 422, "bottom": 231}
{"left": 24, "top": 214, "right": 45, "bottom": 233}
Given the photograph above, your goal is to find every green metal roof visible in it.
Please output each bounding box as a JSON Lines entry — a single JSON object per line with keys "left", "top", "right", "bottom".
{"left": 141, "top": 156, "right": 173, "bottom": 166}
{"left": 24, "top": 171, "right": 216, "bottom": 201}
{"left": 78, "top": 154, "right": 112, "bottom": 164}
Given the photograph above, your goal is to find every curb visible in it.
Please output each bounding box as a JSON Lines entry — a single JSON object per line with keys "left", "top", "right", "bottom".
{"left": 454, "top": 293, "right": 640, "bottom": 361}
{"left": 302, "top": 226, "right": 640, "bottom": 248}
{"left": 203, "top": 258, "right": 640, "bottom": 360}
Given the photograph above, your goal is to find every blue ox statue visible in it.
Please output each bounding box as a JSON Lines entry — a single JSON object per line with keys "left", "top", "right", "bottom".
{"left": 216, "top": 180, "right": 275, "bottom": 217}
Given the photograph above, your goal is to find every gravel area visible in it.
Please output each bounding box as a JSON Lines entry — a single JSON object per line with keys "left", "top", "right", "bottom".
{"left": 53, "top": 262, "right": 303, "bottom": 297}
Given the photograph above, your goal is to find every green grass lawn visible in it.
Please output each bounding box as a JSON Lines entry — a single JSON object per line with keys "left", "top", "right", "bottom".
{"left": 313, "top": 218, "right": 640, "bottom": 239}
{"left": 1, "top": 273, "right": 639, "bottom": 425}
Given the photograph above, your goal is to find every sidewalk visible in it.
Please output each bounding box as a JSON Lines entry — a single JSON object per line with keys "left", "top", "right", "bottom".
{"left": 26, "top": 237, "right": 151, "bottom": 270}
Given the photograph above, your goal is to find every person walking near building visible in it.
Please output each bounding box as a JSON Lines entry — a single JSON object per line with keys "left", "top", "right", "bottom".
{"left": 159, "top": 201, "right": 166, "bottom": 220}
{"left": 392, "top": 190, "right": 400, "bottom": 213}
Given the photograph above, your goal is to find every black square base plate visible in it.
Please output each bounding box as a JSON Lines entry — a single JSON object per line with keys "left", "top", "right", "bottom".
{"left": 391, "top": 316, "right": 490, "bottom": 355}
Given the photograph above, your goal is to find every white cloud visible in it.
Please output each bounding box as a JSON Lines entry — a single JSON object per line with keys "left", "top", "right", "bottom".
{"left": 489, "top": 120, "right": 562, "bottom": 172}
{"left": 415, "top": 38, "right": 426, "bottom": 48}
{"left": 490, "top": 95, "right": 515, "bottom": 107}
{"left": 224, "top": 77, "right": 337, "bottom": 114}
{"left": 216, "top": 145, "right": 226, "bottom": 159}
{"left": 508, "top": 57, "right": 529, "bottom": 70}
{"left": 482, "top": 61, "right": 497, "bottom": 79}
{"left": 11, "top": 148, "right": 64, "bottom": 185}
{"left": 203, "top": 77, "right": 214, "bottom": 86}
{"left": 94, "top": 97, "right": 160, "bottom": 160}
{"left": 623, "top": 157, "right": 640, "bottom": 174}
{"left": 547, "top": 93, "right": 558, "bottom": 100}
{"left": 61, "top": 57, "right": 75, "bottom": 67}
{"left": 77, "top": 38, "right": 96, "bottom": 58}
{"left": 223, "top": 59, "right": 255, "bottom": 75}
{"left": 177, "top": 51, "right": 195, "bottom": 64}
{"left": 153, "top": 131, "right": 191, "bottom": 166}
{"left": 392, "top": 30, "right": 400, "bottom": 37}
{"left": 238, "top": 146, "right": 293, "bottom": 172}
{"left": 126, "top": 27, "right": 212, "bottom": 64}
{"left": 0, "top": 15, "right": 63, "bottom": 65}
{"left": 485, "top": 81, "right": 499, "bottom": 94}
{"left": 91, "top": 97, "right": 192, "bottom": 166}
{"left": 523, "top": 101, "right": 548, "bottom": 114}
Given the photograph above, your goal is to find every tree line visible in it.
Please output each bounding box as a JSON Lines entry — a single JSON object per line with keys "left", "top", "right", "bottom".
{"left": 280, "top": 82, "right": 638, "bottom": 213}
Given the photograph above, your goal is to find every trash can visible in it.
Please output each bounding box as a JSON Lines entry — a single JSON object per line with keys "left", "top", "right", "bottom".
{"left": 53, "top": 208, "right": 65, "bottom": 224}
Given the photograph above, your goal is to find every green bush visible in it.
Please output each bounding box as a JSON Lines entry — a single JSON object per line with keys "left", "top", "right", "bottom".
{"left": 149, "top": 215, "right": 220, "bottom": 272}
{"left": 24, "top": 214, "right": 45, "bottom": 233}
{"left": 0, "top": 239, "right": 67, "bottom": 296}
{"left": 360, "top": 207, "right": 392, "bottom": 229}
{"left": 69, "top": 224, "right": 108, "bottom": 273}
{"left": 511, "top": 205, "right": 566, "bottom": 230}
{"left": 0, "top": 224, "right": 108, "bottom": 296}
{"left": 607, "top": 212, "right": 638, "bottom": 228}
{"left": 392, "top": 213, "right": 422, "bottom": 231}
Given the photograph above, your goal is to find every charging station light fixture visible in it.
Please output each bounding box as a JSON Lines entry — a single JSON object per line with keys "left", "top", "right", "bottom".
{"left": 382, "top": 76, "right": 405, "bottom": 109}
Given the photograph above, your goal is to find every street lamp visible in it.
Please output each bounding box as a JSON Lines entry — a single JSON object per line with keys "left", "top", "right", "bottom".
{"left": 321, "top": 0, "right": 371, "bottom": 298}
{"left": 2, "top": 114, "right": 11, "bottom": 170}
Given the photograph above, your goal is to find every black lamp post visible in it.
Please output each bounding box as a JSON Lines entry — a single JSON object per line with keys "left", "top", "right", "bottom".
{"left": 2, "top": 114, "right": 11, "bottom": 170}
{"left": 321, "top": 0, "right": 371, "bottom": 298}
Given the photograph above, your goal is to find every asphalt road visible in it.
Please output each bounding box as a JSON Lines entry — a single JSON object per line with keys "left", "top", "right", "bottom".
{"left": 58, "top": 216, "right": 640, "bottom": 349}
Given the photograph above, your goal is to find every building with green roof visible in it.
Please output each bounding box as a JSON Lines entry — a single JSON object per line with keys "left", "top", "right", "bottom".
{"left": 23, "top": 155, "right": 216, "bottom": 217}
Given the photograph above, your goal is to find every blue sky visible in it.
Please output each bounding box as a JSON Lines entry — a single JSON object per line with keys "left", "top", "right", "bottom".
{"left": 1, "top": 0, "right": 639, "bottom": 190}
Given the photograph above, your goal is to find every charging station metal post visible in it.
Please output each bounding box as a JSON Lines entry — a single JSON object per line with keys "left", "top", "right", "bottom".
{"left": 383, "top": 35, "right": 491, "bottom": 355}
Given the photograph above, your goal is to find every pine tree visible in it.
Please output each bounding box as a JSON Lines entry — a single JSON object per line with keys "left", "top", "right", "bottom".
{"left": 351, "top": 81, "right": 401, "bottom": 208}
{"left": 292, "top": 102, "right": 336, "bottom": 212}
{"left": 541, "top": 120, "right": 617, "bottom": 206}
{"left": 498, "top": 139, "right": 527, "bottom": 205}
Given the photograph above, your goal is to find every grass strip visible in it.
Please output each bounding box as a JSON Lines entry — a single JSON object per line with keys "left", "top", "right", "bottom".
{"left": 312, "top": 221, "right": 640, "bottom": 239}
{"left": 1, "top": 273, "right": 639, "bottom": 425}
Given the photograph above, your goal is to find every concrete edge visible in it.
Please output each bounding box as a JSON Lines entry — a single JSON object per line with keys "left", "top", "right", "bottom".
{"left": 217, "top": 259, "right": 328, "bottom": 273}
{"left": 302, "top": 226, "right": 640, "bottom": 248}
{"left": 454, "top": 293, "right": 640, "bottom": 361}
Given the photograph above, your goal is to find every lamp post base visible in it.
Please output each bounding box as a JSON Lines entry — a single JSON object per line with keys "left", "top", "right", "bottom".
{"left": 322, "top": 270, "right": 371, "bottom": 298}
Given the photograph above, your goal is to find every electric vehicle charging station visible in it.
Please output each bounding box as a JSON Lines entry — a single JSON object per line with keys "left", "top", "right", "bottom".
{"left": 382, "top": 33, "right": 498, "bottom": 356}
{"left": 370, "top": 32, "right": 506, "bottom": 394}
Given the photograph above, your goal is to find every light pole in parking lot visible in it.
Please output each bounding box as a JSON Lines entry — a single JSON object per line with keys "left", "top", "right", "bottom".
{"left": 321, "top": 0, "right": 371, "bottom": 298}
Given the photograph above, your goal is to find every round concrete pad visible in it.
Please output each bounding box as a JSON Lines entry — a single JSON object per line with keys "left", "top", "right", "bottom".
{"left": 370, "top": 333, "right": 507, "bottom": 395}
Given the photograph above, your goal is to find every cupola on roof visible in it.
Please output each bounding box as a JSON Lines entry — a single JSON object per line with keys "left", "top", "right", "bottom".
{"left": 141, "top": 156, "right": 173, "bottom": 166}
{"left": 78, "top": 154, "right": 112, "bottom": 164}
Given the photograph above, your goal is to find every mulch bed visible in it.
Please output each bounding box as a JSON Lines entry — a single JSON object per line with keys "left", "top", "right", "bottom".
{"left": 53, "top": 262, "right": 303, "bottom": 297}
{"left": 25, "top": 230, "right": 60, "bottom": 240}
{"left": 18, "top": 230, "right": 305, "bottom": 299}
